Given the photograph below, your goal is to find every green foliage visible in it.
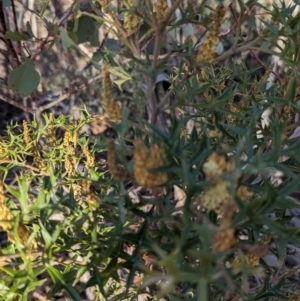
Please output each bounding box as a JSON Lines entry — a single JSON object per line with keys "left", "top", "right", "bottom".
{"left": 8, "top": 58, "right": 40, "bottom": 96}
{"left": 59, "top": 27, "right": 77, "bottom": 50}
{"left": 4, "top": 31, "right": 30, "bottom": 41}
{"left": 2, "top": 0, "right": 300, "bottom": 300}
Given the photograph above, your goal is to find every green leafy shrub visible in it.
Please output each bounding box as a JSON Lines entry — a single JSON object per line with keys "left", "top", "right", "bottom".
{"left": 1, "top": 0, "right": 300, "bottom": 300}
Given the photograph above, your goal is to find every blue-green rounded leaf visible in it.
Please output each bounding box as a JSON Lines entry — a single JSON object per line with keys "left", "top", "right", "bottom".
{"left": 59, "top": 28, "right": 76, "bottom": 50}
{"left": 4, "top": 30, "right": 30, "bottom": 41}
{"left": 8, "top": 58, "right": 40, "bottom": 96}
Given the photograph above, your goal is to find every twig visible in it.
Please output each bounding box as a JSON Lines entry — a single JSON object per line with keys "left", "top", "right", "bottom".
{"left": 158, "top": 0, "right": 184, "bottom": 32}
{"left": 0, "top": 251, "right": 89, "bottom": 268}
{"left": 228, "top": 4, "right": 283, "bottom": 84}
{"left": 109, "top": 12, "right": 139, "bottom": 56}
{"left": 15, "top": 0, "right": 41, "bottom": 17}
{"left": 0, "top": 3, "right": 21, "bottom": 67}
{"left": 1, "top": 73, "right": 101, "bottom": 115}
{"left": 31, "top": 3, "right": 74, "bottom": 61}
{"left": 0, "top": 94, "right": 36, "bottom": 114}
{"left": 0, "top": 159, "right": 49, "bottom": 176}
{"left": 158, "top": 38, "right": 271, "bottom": 111}
{"left": 146, "top": 0, "right": 154, "bottom": 14}
{"left": 149, "top": 0, "right": 184, "bottom": 127}
{"left": 152, "top": 31, "right": 162, "bottom": 68}
{"left": 37, "top": 74, "right": 101, "bottom": 113}
{"left": 81, "top": 32, "right": 109, "bottom": 72}
{"left": 11, "top": 0, "right": 22, "bottom": 56}
{"left": 219, "top": 3, "right": 256, "bottom": 38}
{"left": 158, "top": 65, "right": 203, "bottom": 110}
{"left": 284, "top": 40, "right": 300, "bottom": 100}
{"left": 140, "top": 34, "right": 155, "bottom": 52}
{"left": 0, "top": 251, "right": 43, "bottom": 260}
{"left": 214, "top": 37, "right": 262, "bottom": 63}
{"left": 144, "top": 0, "right": 158, "bottom": 51}
{"left": 144, "top": 75, "right": 157, "bottom": 125}
{"left": 152, "top": 0, "right": 184, "bottom": 68}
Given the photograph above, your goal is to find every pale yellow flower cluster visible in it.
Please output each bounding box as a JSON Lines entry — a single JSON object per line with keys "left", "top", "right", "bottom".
{"left": 196, "top": 4, "right": 225, "bottom": 64}
{"left": 124, "top": 0, "right": 140, "bottom": 36}
{"left": 83, "top": 145, "right": 95, "bottom": 169}
{"left": 200, "top": 153, "right": 236, "bottom": 214}
{"left": 23, "top": 120, "right": 31, "bottom": 145}
{"left": 232, "top": 253, "right": 260, "bottom": 269}
{"left": 63, "top": 130, "right": 75, "bottom": 156}
{"left": 0, "top": 144, "right": 8, "bottom": 160}
{"left": 200, "top": 152, "right": 252, "bottom": 214}
{"left": 153, "top": 0, "right": 169, "bottom": 19}
{"left": 0, "top": 181, "right": 13, "bottom": 231}
{"left": 63, "top": 129, "right": 79, "bottom": 177}
{"left": 107, "top": 140, "right": 131, "bottom": 181}
{"left": 46, "top": 113, "right": 56, "bottom": 145}
{"left": 73, "top": 180, "right": 99, "bottom": 205}
{"left": 133, "top": 138, "right": 167, "bottom": 189}
{"left": 0, "top": 178, "right": 36, "bottom": 249}
{"left": 200, "top": 153, "right": 253, "bottom": 252}
{"left": 102, "top": 64, "right": 123, "bottom": 123}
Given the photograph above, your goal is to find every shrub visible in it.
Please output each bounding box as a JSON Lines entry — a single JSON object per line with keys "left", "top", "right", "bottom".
{"left": 1, "top": 0, "right": 300, "bottom": 300}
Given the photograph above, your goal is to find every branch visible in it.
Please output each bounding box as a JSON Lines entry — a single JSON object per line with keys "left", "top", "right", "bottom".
{"left": 108, "top": 12, "right": 140, "bottom": 57}
{"left": 0, "top": 3, "right": 21, "bottom": 67}
{"left": 11, "top": 0, "right": 22, "bottom": 56}
{"left": 15, "top": 0, "right": 41, "bottom": 17}
{"left": 213, "top": 37, "right": 261, "bottom": 63}
{"left": 158, "top": 68, "right": 199, "bottom": 110}
{"left": 284, "top": 39, "right": 300, "bottom": 100}
{"left": 158, "top": 38, "right": 272, "bottom": 112}
{"left": 158, "top": 0, "right": 184, "bottom": 32}
{"left": 0, "top": 159, "right": 49, "bottom": 176}
{"left": 228, "top": 4, "right": 283, "bottom": 84}
{"left": 31, "top": 3, "right": 74, "bottom": 61}
{"left": 148, "top": 0, "right": 185, "bottom": 127}
{"left": 0, "top": 94, "right": 36, "bottom": 114}
{"left": 37, "top": 74, "right": 101, "bottom": 113}
{"left": 152, "top": 0, "right": 184, "bottom": 68}
{"left": 152, "top": 32, "right": 162, "bottom": 68}
{"left": 145, "top": 0, "right": 157, "bottom": 44}
{"left": 1, "top": 73, "right": 101, "bottom": 115}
